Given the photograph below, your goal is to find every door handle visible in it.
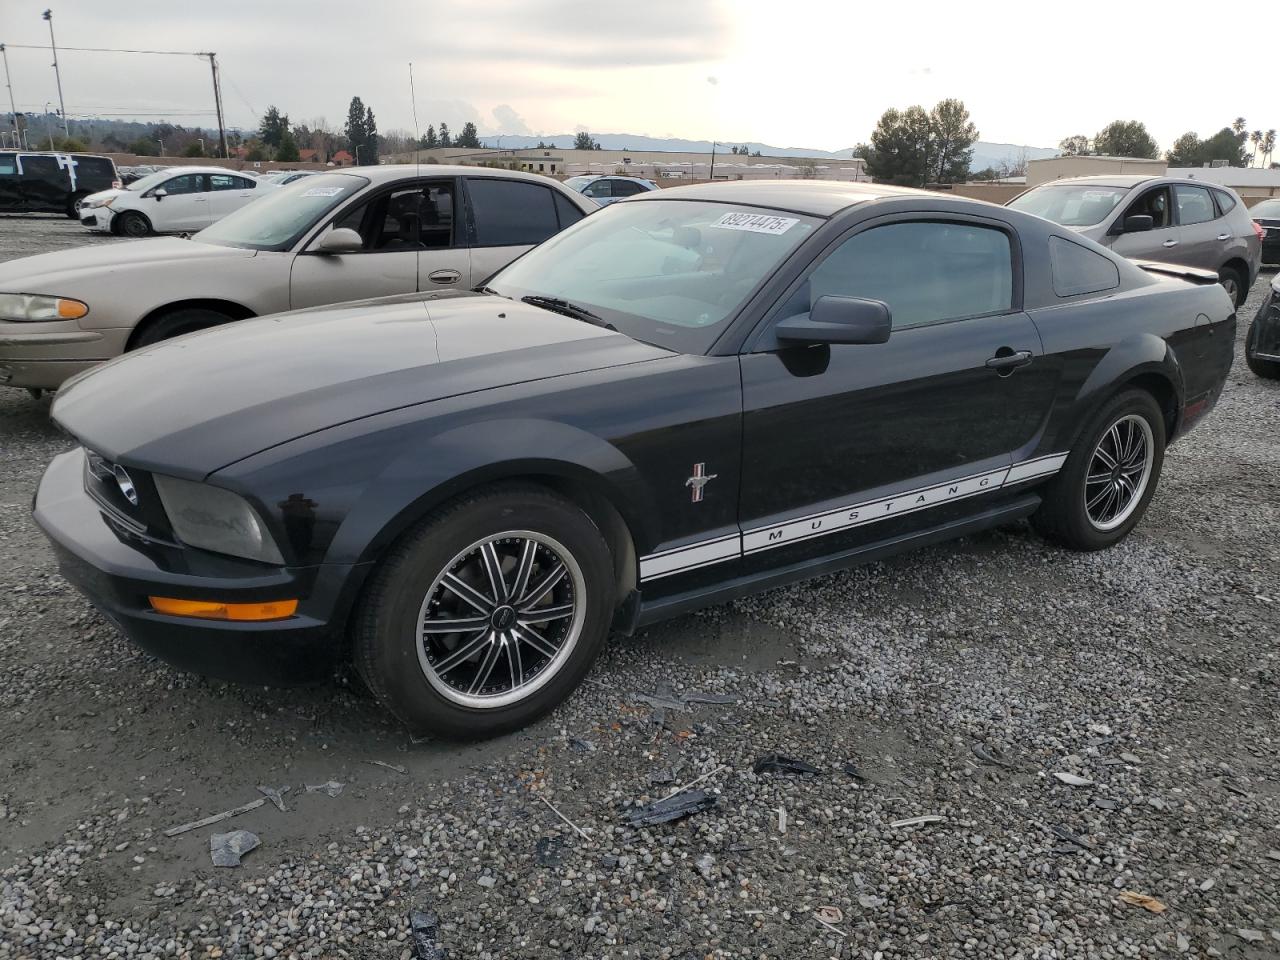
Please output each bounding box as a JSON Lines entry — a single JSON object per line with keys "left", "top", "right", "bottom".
{"left": 986, "top": 349, "right": 1033, "bottom": 374}
{"left": 427, "top": 269, "right": 461, "bottom": 284}
{"left": 1161, "top": 239, "right": 1178, "bottom": 247}
{"left": 1216, "top": 233, "right": 1230, "bottom": 241}
{"left": 193, "top": 197, "right": 208, "bottom": 202}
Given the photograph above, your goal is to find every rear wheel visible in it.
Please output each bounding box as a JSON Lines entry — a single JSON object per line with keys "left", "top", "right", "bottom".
{"left": 1031, "top": 389, "right": 1166, "bottom": 551}
{"left": 353, "top": 485, "right": 616, "bottom": 739}
{"left": 1218, "top": 265, "right": 1247, "bottom": 308}
{"left": 1245, "top": 319, "right": 1280, "bottom": 379}
{"left": 131, "top": 307, "right": 235, "bottom": 348}
{"left": 115, "top": 211, "right": 151, "bottom": 237}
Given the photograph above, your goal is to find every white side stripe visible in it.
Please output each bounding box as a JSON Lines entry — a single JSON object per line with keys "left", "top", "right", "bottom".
{"left": 637, "top": 453, "right": 1068, "bottom": 581}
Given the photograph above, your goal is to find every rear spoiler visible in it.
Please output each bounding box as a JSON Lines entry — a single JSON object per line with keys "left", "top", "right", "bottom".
{"left": 1132, "top": 260, "right": 1220, "bottom": 284}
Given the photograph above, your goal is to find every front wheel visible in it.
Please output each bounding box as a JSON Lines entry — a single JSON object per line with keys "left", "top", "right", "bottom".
{"left": 353, "top": 485, "right": 616, "bottom": 739}
{"left": 1031, "top": 389, "right": 1166, "bottom": 551}
{"left": 115, "top": 211, "right": 151, "bottom": 237}
{"left": 1245, "top": 319, "right": 1280, "bottom": 379}
{"left": 1218, "top": 265, "right": 1247, "bottom": 308}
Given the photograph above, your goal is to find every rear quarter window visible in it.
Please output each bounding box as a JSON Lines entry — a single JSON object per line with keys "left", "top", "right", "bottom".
{"left": 1212, "top": 190, "right": 1236, "bottom": 215}
{"left": 1049, "top": 235, "right": 1120, "bottom": 298}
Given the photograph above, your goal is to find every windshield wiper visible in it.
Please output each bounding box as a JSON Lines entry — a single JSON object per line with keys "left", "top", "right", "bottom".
{"left": 521, "top": 295, "right": 615, "bottom": 330}
{"left": 474, "top": 285, "right": 505, "bottom": 297}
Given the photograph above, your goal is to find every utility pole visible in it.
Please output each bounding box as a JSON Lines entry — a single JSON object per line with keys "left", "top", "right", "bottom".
{"left": 42, "top": 10, "right": 69, "bottom": 140}
{"left": 205, "top": 53, "right": 227, "bottom": 158}
{"left": 0, "top": 45, "right": 19, "bottom": 142}
{"left": 709, "top": 140, "right": 717, "bottom": 181}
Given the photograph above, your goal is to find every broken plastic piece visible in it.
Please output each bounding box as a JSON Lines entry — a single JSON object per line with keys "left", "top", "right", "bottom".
{"left": 753, "top": 754, "right": 821, "bottom": 777}
{"left": 408, "top": 909, "right": 448, "bottom": 960}
{"left": 305, "top": 780, "right": 344, "bottom": 798}
{"left": 210, "top": 829, "right": 260, "bottom": 867}
{"left": 971, "top": 742, "right": 1016, "bottom": 768}
{"left": 684, "top": 691, "right": 739, "bottom": 705}
{"left": 626, "top": 789, "right": 716, "bottom": 826}
{"left": 256, "top": 785, "right": 290, "bottom": 812}
{"left": 164, "top": 798, "right": 266, "bottom": 837}
{"left": 1053, "top": 772, "right": 1094, "bottom": 787}
{"left": 890, "top": 815, "right": 946, "bottom": 828}
{"left": 535, "top": 836, "right": 564, "bottom": 868}
{"left": 815, "top": 905, "right": 844, "bottom": 924}
{"left": 362, "top": 759, "right": 407, "bottom": 775}
{"left": 1118, "top": 891, "right": 1167, "bottom": 913}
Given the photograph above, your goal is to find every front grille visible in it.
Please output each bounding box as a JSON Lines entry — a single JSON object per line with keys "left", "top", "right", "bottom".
{"left": 83, "top": 450, "right": 173, "bottom": 541}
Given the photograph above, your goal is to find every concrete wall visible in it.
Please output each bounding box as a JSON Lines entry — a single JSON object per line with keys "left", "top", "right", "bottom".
{"left": 1027, "top": 155, "right": 1166, "bottom": 186}
{"left": 97, "top": 153, "right": 334, "bottom": 173}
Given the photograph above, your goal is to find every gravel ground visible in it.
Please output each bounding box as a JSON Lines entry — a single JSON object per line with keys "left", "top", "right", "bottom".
{"left": 1, "top": 216, "right": 1278, "bottom": 960}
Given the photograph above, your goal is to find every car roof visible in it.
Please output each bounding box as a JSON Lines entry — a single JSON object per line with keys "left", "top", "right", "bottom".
{"left": 627, "top": 179, "right": 927, "bottom": 216}
{"left": 342, "top": 164, "right": 575, "bottom": 187}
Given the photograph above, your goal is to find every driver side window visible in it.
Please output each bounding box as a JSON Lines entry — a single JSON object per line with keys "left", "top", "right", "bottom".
{"left": 330, "top": 181, "right": 455, "bottom": 251}
{"left": 1123, "top": 187, "right": 1171, "bottom": 229}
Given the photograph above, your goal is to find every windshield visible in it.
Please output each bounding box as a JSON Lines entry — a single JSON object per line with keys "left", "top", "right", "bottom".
{"left": 195, "top": 173, "right": 369, "bottom": 251}
{"left": 562, "top": 176, "right": 594, "bottom": 190}
{"left": 126, "top": 169, "right": 181, "bottom": 193}
{"left": 487, "top": 199, "right": 821, "bottom": 353}
{"left": 1009, "top": 184, "right": 1132, "bottom": 226}
{"left": 1251, "top": 199, "right": 1280, "bottom": 219}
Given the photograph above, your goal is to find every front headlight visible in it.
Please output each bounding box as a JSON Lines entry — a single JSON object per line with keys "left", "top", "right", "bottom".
{"left": 84, "top": 196, "right": 114, "bottom": 209}
{"left": 0, "top": 293, "right": 89, "bottom": 322}
{"left": 154, "top": 475, "right": 284, "bottom": 565}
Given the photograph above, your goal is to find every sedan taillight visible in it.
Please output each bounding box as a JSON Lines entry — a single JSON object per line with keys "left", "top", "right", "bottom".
{"left": 1253, "top": 220, "right": 1266, "bottom": 241}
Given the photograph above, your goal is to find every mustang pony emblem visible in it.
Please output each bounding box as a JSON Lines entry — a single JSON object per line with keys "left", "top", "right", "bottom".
{"left": 685, "top": 463, "right": 718, "bottom": 503}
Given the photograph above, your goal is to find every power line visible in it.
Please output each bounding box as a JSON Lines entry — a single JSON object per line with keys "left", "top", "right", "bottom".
{"left": 1, "top": 43, "right": 209, "bottom": 57}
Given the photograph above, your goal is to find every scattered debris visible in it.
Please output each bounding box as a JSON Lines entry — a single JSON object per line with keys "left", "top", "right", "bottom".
{"left": 647, "top": 768, "right": 676, "bottom": 787}
{"left": 1118, "top": 891, "right": 1167, "bottom": 913}
{"left": 534, "top": 836, "right": 564, "bottom": 867}
{"left": 210, "top": 830, "right": 260, "bottom": 868}
{"left": 1237, "top": 929, "right": 1265, "bottom": 943}
{"left": 890, "top": 815, "right": 946, "bottom": 828}
{"left": 753, "top": 753, "right": 821, "bottom": 777}
{"left": 1093, "top": 798, "right": 1118, "bottom": 811}
{"left": 626, "top": 789, "right": 717, "bottom": 827}
{"left": 1053, "top": 772, "right": 1094, "bottom": 788}
{"left": 408, "top": 909, "right": 447, "bottom": 960}
{"left": 777, "top": 806, "right": 788, "bottom": 834}
{"left": 1050, "top": 825, "right": 1091, "bottom": 853}
{"left": 163, "top": 798, "right": 266, "bottom": 838}
{"left": 695, "top": 852, "right": 715, "bottom": 880}
{"left": 362, "top": 759, "right": 407, "bottom": 775}
{"left": 304, "top": 780, "right": 344, "bottom": 798}
{"left": 654, "top": 764, "right": 728, "bottom": 803}
{"left": 684, "top": 691, "right": 739, "bottom": 705}
{"left": 815, "top": 905, "right": 844, "bottom": 924}
{"left": 536, "top": 794, "right": 592, "bottom": 841}
{"left": 811, "top": 910, "right": 847, "bottom": 938}
{"left": 256, "top": 785, "right": 290, "bottom": 813}
{"left": 842, "top": 763, "right": 866, "bottom": 781}
{"left": 970, "top": 742, "right": 1017, "bottom": 768}
{"left": 635, "top": 690, "right": 687, "bottom": 712}
{"left": 569, "top": 737, "right": 596, "bottom": 754}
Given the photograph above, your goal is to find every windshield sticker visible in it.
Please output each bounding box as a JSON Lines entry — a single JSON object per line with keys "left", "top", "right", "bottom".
{"left": 301, "top": 186, "right": 344, "bottom": 198}
{"left": 709, "top": 212, "right": 799, "bottom": 235}
{"left": 1081, "top": 191, "right": 1116, "bottom": 201}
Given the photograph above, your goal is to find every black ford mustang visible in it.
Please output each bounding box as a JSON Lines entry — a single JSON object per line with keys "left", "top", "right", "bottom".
{"left": 34, "top": 181, "right": 1235, "bottom": 738}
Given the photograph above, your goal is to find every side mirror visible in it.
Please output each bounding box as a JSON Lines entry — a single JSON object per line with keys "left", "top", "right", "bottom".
{"left": 315, "top": 227, "right": 364, "bottom": 254}
{"left": 152, "top": 188, "right": 167, "bottom": 201}
{"left": 1121, "top": 214, "right": 1154, "bottom": 234}
{"left": 776, "top": 296, "right": 892, "bottom": 346}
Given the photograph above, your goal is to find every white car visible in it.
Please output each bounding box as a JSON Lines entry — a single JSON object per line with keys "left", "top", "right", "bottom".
{"left": 77, "top": 166, "right": 264, "bottom": 237}
{"left": 1, "top": 165, "right": 597, "bottom": 391}
{"left": 257, "top": 170, "right": 319, "bottom": 187}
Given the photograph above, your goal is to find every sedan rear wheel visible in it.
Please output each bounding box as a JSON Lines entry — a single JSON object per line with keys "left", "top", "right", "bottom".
{"left": 353, "top": 484, "right": 615, "bottom": 739}
{"left": 1218, "top": 265, "right": 1246, "bottom": 308}
{"left": 1031, "top": 389, "right": 1165, "bottom": 551}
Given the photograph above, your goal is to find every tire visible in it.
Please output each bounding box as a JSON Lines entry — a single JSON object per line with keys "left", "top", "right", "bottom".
{"left": 66, "top": 191, "right": 88, "bottom": 219}
{"left": 1218, "top": 265, "right": 1247, "bottom": 308}
{"left": 1245, "top": 319, "right": 1280, "bottom": 379}
{"left": 116, "top": 211, "right": 151, "bottom": 237}
{"left": 131, "top": 307, "right": 234, "bottom": 348}
{"left": 353, "top": 484, "right": 616, "bottom": 739}
{"left": 1031, "top": 389, "right": 1166, "bottom": 551}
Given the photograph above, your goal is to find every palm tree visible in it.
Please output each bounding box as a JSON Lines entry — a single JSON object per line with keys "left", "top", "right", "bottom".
{"left": 1232, "top": 117, "right": 1248, "bottom": 139}
{"left": 1265, "top": 129, "right": 1277, "bottom": 168}
{"left": 1250, "top": 130, "right": 1263, "bottom": 166}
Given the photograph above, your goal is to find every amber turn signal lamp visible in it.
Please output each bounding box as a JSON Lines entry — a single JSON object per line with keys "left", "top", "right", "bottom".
{"left": 149, "top": 597, "right": 298, "bottom": 621}
{"left": 56, "top": 298, "right": 89, "bottom": 319}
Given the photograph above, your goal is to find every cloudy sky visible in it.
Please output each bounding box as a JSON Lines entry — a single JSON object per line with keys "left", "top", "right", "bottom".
{"left": 1, "top": 0, "right": 1275, "bottom": 152}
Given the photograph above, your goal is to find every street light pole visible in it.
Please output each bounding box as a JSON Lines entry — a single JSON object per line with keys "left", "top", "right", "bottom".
{"left": 156, "top": 138, "right": 164, "bottom": 156}
{"left": 354, "top": 144, "right": 363, "bottom": 166}
{"left": 42, "top": 9, "right": 70, "bottom": 140}
{"left": 43, "top": 100, "right": 54, "bottom": 149}
{"left": 0, "top": 44, "right": 20, "bottom": 142}
{"left": 709, "top": 140, "right": 717, "bottom": 181}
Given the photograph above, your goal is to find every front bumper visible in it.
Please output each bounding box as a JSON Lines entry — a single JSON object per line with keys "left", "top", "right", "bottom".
{"left": 79, "top": 207, "right": 114, "bottom": 232}
{"left": 33, "top": 447, "right": 369, "bottom": 684}
{"left": 1250, "top": 288, "right": 1280, "bottom": 361}
{"left": 0, "top": 322, "right": 130, "bottom": 389}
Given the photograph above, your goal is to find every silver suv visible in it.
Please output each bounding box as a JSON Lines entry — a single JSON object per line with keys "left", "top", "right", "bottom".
{"left": 1008, "top": 175, "right": 1262, "bottom": 306}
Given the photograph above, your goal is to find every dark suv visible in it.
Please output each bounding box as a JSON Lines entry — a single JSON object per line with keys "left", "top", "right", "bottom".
{"left": 0, "top": 151, "right": 120, "bottom": 218}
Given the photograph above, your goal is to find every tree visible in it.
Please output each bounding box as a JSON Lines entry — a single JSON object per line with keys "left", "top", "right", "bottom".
{"left": 1165, "top": 126, "right": 1250, "bottom": 168}
{"left": 421, "top": 125, "right": 438, "bottom": 149}
{"left": 864, "top": 99, "right": 977, "bottom": 186}
{"left": 1092, "top": 120, "right": 1158, "bottom": 159}
{"left": 183, "top": 141, "right": 205, "bottom": 157}
{"left": 128, "top": 137, "right": 158, "bottom": 156}
{"left": 275, "top": 128, "right": 300, "bottom": 162}
{"left": 1264, "top": 130, "right": 1277, "bottom": 168}
{"left": 1058, "top": 134, "right": 1090, "bottom": 156}
{"left": 439, "top": 122, "right": 451, "bottom": 148}
{"left": 1232, "top": 117, "right": 1247, "bottom": 140}
{"left": 344, "top": 97, "right": 378, "bottom": 165}
{"left": 456, "top": 122, "right": 481, "bottom": 149}
{"left": 363, "top": 106, "right": 378, "bottom": 161}
{"left": 1165, "top": 131, "right": 1203, "bottom": 166}
{"left": 244, "top": 140, "right": 267, "bottom": 162}
{"left": 258, "top": 105, "right": 290, "bottom": 150}
{"left": 1250, "top": 130, "right": 1263, "bottom": 166}
{"left": 573, "top": 130, "right": 601, "bottom": 150}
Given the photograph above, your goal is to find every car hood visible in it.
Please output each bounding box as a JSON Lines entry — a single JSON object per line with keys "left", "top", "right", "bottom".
{"left": 51, "top": 293, "right": 671, "bottom": 477}
{"left": 0, "top": 237, "right": 255, "bottom": 290}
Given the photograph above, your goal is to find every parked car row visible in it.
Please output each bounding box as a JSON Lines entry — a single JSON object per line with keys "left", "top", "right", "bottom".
{"left": 562, "top": 173, "right": 659, "bottom": 206}
{"left": 0, "top": 150, "right": 120, "bottom": 217}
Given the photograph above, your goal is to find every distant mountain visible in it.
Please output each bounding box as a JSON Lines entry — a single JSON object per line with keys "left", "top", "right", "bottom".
{"left": 483, "top": 133, "right": 1058, "bottom": 167}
